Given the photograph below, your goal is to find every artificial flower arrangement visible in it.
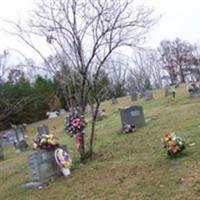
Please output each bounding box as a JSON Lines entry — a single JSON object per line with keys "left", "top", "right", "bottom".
{"left": 33, "top": 133, "right": 59, "bottom": 150}
{"left": 64, "top": 114, "right": 85, "bottom": 136}
{"left": 64, "top": 111, "right": 86, "bottom": 152}
{"left": 55, "top": 148, "right": 72, "bottom": 176}
{"left": 122, "top": 123, "right": 136, "bottom": 134}
{"left": 162, "top": 132, "right": 186, "bottom": 157}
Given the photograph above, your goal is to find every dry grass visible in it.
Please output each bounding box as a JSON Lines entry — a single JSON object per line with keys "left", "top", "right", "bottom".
{"left": 1, "top": 84, "right": 200, "bottom": 200}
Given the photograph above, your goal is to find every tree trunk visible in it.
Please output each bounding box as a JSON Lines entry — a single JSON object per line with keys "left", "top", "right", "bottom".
{"left": 89, "top": 103, "right": 100, "bottom": 154}
{"left": 179, "top": 65, "right": 185, "bottom": 83}
{"left": 169, "top": 67, "right": 177, "bottom": 84}
{"left": 79, "top": 133, "right": 85, "bottom": 161}
{"left": 79, "top": 75, "right": 87, "bottom": 160}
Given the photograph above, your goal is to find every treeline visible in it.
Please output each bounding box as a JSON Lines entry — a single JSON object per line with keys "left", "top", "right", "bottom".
{"left": 0, "top": 69, "right": 61, "bottom": 130}
{"left": 0, "top": 67, "right": 129, "bottom": 130}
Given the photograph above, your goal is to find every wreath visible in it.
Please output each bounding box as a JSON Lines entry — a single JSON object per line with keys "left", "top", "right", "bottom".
{"left": 64, "top": 114, "right": 85, "bottom": 136}
{"left": 55, "top": 148, "right": 72, "bottom": 169}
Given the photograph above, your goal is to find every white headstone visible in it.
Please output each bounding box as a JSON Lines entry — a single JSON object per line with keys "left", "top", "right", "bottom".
{"left": 46, "top": 111, "right": 59, "bottom": 119}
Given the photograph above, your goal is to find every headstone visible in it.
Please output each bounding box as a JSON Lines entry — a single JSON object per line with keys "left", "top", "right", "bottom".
{"left": 131, "top": 93, "right": 138, "bottom": 101}
{"left": 188, "top": 83, "right": 200, "bottom": 97}
{"left": 111, "top": 97, "right": 118, "bottom": 105}
{"left": 119, "top": 106, "right": 145, "bottom": 128}
{"left": 1, "top": 130, "right": 15, "bottom": 144}
{"left": 164, "top": 85, "right": 171, "bottom": 97}
{"left": 37, "top": 125, "right": 49, "bottom": 135}
{"left": 0, "top": 140, "right": 4, "bottom": 160}
{"left": 59, "top": 109, "right": 67, "bottom": 117}
{"left": 64, "top": 115, "right": 70, "bottom": 132}
{"left": 96, "top": 110, "right": 108, "bottom": 121}
{"left": 13, "top": 126, "right": 28, "bottom": 151}
{"left": 27, "top": 145, "right": 67, "bottom": 186}
{"left": 143, "top": 90, "right": 154, "bottom": 101}
{"left": 137, "top": 93, "right": 143, "bottom": 99}
{"left": 28, "top": 149, "right": 60, "bottom": 182}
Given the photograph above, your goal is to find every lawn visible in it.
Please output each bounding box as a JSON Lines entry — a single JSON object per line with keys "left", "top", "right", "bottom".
{"left": 1, "top": 84, "right": 200, "bottom": 200}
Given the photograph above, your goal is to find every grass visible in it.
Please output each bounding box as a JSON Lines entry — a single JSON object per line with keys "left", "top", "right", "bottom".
{"left": 1, "top": 84, "right": 200, "bottom": 200}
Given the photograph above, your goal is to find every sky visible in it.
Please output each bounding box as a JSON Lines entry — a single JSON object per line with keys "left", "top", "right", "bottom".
{"left": 146, "top": 0, "right": 200, "bottom": 48}
{"left": 0, "top": 0, "right": 200, "bottom": 61}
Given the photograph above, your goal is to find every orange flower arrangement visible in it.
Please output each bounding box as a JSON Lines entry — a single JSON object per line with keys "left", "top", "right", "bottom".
{"left": 162, "top": 132, "right": 185, "bottom": 157}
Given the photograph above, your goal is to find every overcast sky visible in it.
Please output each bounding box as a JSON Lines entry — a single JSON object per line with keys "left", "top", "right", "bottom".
{"left": 0, "top": 0, "right": 200, "bottom": 60}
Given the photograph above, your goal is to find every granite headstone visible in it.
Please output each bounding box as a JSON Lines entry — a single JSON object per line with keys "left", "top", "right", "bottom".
{"left": 164, "top": 85, "right": 171, "bottom": 97}
{"left": 144, "top": 91, "right": 154, "bottom": 101}
{"left": 0, "top": 140, "right": 4, "bottom": 160}
{"left": 111, "top": 97, "right": 118, "bottom": 105}
{"left": 27, "top": 145, "right": 67, "bottom": 185}
{"left": 120, "top": 106, "right": 145, "bottom": 128}
{"left": 59, "top": 109, "right": 67, "bottom": 117}
{"left": 131, "top": 93, "right": 138, "bottom": 101}
{"left": 188, "top": 83, "right": 200, "bottom": 97}
{"left": 14, "top": 126, "right": 28, "bottom": 151}
{"left": 37, "top": 125, "right": 49, "bottom": 135}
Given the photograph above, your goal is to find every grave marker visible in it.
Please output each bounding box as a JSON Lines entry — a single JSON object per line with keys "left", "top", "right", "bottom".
{"left": 28, "top": 149, "right": 61, "bottom": 182}
{"left": 0, "top": 140, "right": 4, "bottom": 160}
{"left": 37, "top": 125, "right": 49, "bottom": 135}
{"left": 131, "top": 93, "right": 138, "bottom": 101}
{"left": 164, "top": 85, "right": 171, "bottom": 97}
{"left": 120, "top": 106, "right": 145, "bottom": 128}
{"left": 144, "top": 90, "right": 154, "bottom": 101}
{"left": 111, "top": 97, "right": 118, "bottom": 105}
{"left": 59, "top": 109, "right": 67, "bottom": 117}
{"left": 24, "top": 145, "right": 67, "bottom": 188}
{"left": 13, "top": 126, "right": 28, "bottom": 151}
{"left": 188, "top": 83, "right": 200, "bottom": 97}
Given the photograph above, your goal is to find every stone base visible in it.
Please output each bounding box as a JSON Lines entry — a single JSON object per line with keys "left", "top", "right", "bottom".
{"left": 22, "top": 181, "right": 44, "bottom": 189}
{"left": 22, "top": 177, "right": 55, "bottom": 189}
{"left": 14, "top": 140, "right": 28, "bottom": 151}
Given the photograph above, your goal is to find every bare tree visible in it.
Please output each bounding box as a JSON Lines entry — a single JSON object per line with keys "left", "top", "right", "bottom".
{"left": 127, "top": 54, "right": 149, "bottom": 95}
{"left": 145, "top": 49, "right": 163, "bottom": 88}
{"left": 0, "top": 50, "right": 9, "bottom": 83}
{"left": 105, "top": 54, "right": 128, "bottom": 97}
{"left": 7, "top": 0, "right": 157, "bottom": 160}
{"left": 127, "top": 49, "right": 163, "bottom": 94}
{"left": 158, "top": 38, "right": 197, "bottom": 83}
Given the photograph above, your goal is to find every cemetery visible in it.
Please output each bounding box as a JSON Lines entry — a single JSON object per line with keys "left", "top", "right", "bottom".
{"left": 1, "top": 84, "right": 200, "bottom": 200}
{"left": 1, "top": 0, "right": 200, "bottom": 199}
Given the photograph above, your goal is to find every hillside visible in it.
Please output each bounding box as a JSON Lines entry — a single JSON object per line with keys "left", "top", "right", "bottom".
{"left": 1, "top": 85, "right": 200, "bottom": 200}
